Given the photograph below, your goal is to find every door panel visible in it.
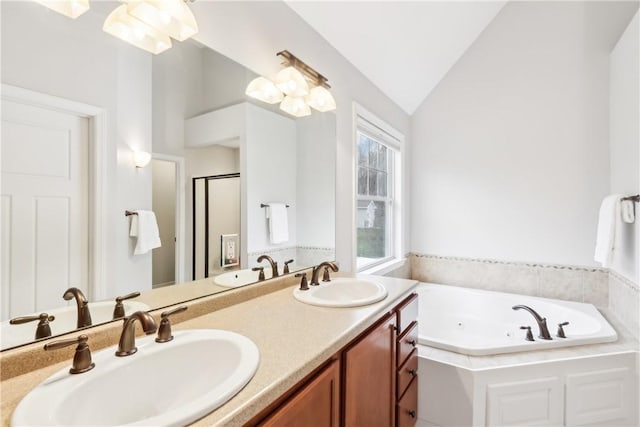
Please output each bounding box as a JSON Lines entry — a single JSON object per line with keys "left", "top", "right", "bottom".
{"left": 1, "top": 99, "right": 89, "bottom": 318}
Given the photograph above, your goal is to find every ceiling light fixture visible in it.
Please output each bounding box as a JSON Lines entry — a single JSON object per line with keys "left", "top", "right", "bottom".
{"left": 245, "top": 50, "right": 336, "bottom": 117}
{"left": 34, "top": 0, "right": 198, "bottom": 55}
{"left": 34, "top": 0, "right": 90, "bottom": 19}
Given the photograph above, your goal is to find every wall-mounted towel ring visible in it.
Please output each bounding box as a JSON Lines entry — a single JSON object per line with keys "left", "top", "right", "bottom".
{"left": 125, "top": 210, "right": 138, "bottom": 217}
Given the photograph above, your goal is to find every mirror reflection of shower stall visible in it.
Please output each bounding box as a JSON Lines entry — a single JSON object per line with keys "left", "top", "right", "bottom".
{"left": 192, "top": 173, "right": 240, "bottom": 280}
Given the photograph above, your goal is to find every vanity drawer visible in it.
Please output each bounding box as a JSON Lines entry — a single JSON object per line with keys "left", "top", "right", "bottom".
{"left": 396, "top": 293, "right": 418, "bottom": 335}
{"left": 397, "top": 349, "right": 418, "bottom": 399}
{"left": 397, "top": 321, "right": 418, "bottom": 367}
{"left": 396, "top": 377, "right": 418, "bottom": 427}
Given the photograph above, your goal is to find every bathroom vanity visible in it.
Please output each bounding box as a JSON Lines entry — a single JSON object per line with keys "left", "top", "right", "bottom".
{"left": 0, "top": 274, "right": 419, "bottom": 427}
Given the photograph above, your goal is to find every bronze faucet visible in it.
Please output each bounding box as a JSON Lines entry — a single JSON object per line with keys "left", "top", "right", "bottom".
{"left": 310, "top": 261, "right": 339, "bottom": 286}
{"left": 10, "top": 313, "right": 55, "bottom": 340}
{"left": 115, "top": 311, "right": 158, "bottom": 356}
{"left": 63, "top": 287, "right": 92, "bottom": 328}
{"left": 257, "top": 255, "right": 279, "bottom": 278}
{"left": 112, "top": 291, "right": 141, "bottom": 319}
{"left": 44, "top": 334, "right": 95, "bottom": 374}
{"left": 512, "top": 305, "right": 552, "bottom": 340}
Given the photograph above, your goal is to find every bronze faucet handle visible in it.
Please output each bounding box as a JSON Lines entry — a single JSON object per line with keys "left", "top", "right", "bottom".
{"left": 557, "top": 321, "right": 569, "bottom": 338}
{"left": 113, "top": 291, "right": 142, "bottom": 319}
{"left": 520, "top": 326, "right": 534, "bottom": 341}
{"left": 295, "top": 273, "right": 309, "bottom": 291}
{"left": 283, "top": 259, "right": 294, "bottom": 274}
{"left": 156, "top": 306, "right": 188, "bottom": 343}
{"left": 252, "top": 266, "right": 266, "bottom": 281}
{"left": 44, "top": 334, "right": 95, "bottom": 374}
{"left": 10, "top": 313, "right": 56, "bottom": 340}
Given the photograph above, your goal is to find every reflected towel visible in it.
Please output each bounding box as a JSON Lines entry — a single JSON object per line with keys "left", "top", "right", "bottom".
{"left": 129, "top": 210, "right": 161, "bottom": 255}
{"left": 594, "top": 195, "right": 622, "bottom": 267}
{"left": 265, "top": 203, "right": 289, "bottom": 244}
{"left": 621, "top": 200, "right": 635, "bottom": 224}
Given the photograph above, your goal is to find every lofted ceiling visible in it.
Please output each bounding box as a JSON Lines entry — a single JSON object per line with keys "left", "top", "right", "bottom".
{"left": 285, "top": 1, "right": 507, "bottom": 115}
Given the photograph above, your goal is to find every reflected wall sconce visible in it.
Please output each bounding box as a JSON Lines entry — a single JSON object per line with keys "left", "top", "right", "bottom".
{"left": 34, "top": 0, "right": 90, "bottom": 19}
{"left": 34, "top": 0, "right": 198, "bottom": 55}
{"left": 133, "top": 150, "right": 152, "bottom": 168}
{"left": 245, "top": 50, "right": 336, "bottom": 118}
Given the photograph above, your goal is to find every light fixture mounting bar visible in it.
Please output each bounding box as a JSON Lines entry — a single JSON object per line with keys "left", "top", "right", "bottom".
{"left": 277, "top": 50, "right": 331, "bottom": 89}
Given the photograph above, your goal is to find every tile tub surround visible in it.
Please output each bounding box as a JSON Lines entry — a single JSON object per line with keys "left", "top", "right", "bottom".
{"left": 410, "top": 254, "right": 609, "bottom": 307}
{"left": 609, "top": 271, "right": 640, "bottom": 340}
{"left": 0, "top": 275, "right": 418, "bottom": 427}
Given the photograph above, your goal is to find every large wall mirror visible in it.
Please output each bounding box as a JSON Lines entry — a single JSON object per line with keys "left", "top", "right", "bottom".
{"left": 0, "top": 1, "right": 336, "bottom": 350}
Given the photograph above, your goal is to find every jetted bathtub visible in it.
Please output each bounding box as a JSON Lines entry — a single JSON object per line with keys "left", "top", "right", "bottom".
{"left": 417, "top": 283, "right": 617, "bottom": 356}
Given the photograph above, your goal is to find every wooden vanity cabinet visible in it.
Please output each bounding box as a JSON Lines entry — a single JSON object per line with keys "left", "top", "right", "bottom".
{"left": 342, "top": 312, "right": 397, "bottom": 427}
{"left": 247, "top": 292, "right": 419, "bottom": 427}
{"left": 258, "top": 359, "right": 341, "bottom": 427}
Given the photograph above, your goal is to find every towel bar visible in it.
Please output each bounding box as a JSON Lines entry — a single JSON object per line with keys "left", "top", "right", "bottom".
{"left": 621, "top": 195, "right": 640, "bottom": 203}
{"left": 260, "top": 203, "right": 290, "bottom": 208}
{"left": 125, "top": 210, "right": 138, "bottom": 216}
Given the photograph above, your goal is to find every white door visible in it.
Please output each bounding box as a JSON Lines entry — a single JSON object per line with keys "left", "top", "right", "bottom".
{"left": 1, "top": 99, "right": 89, "bottom": 319}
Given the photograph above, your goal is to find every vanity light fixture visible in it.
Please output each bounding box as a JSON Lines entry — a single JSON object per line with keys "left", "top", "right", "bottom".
{"left": 34, "top": 0, "right": 90, "bottom": 19}
{"left": 103, "top": 5, "right": 172, "bottom": 55}
{"left": 125, "top": 0, "right": 198, "bottom": 42}
{"left": 245, "top": 50, "right": 336, "bottom": 117}
{"left": 133, "top": 150, "right": 152, "bottom": 168}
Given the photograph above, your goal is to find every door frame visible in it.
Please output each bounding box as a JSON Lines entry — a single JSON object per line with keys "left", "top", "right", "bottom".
{"left": 1, "top": 84, "right": 107, "bottom": 300}
{"left": 151, "top": 153, "right": 186, "bottom": 284}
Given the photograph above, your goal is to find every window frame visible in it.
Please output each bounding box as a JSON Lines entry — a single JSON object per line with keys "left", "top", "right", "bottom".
{"left": 353, "top": 104, "right": 404, "bottom": 273}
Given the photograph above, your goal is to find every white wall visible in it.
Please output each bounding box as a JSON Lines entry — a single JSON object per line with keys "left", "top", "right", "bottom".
{"left": 296, "top": 113, "right": 337, "bottom": 248}
{"left": 1, "top": 1, "right": 153, "bottom": 298}
{"left": 411, "top": 1, "right": 638, "bottom": 267}
{"left": 245, "top": 104, "right": 297, "bottom": 254}
{"left": 610, "top": 12, "right": 640, "bottom": 283}
{"left": 190, "top": 1, "right": 411, "bottom": 272}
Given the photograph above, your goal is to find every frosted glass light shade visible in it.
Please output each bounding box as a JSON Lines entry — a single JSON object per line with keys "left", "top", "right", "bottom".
{"left": 34, "top": 0, "right": 90, "bottom": 19}
{"left": 275, "top": 67, "right": 309, "bottom": 97}
{"left": 133, "top": 150, "right": 152, "bottom": 168}
{"left": 103, "top": 5, "right": 172, "bottom": 54}
{"left": 280, "top": 96, "right": 311, "bottom": 118}
{"left": 245, "top": 77, "right": 284, "bottom": 104}
{"left": 306, "top": 86, "right": 336, "bottom": 112}
{"left": 126, "top": 0, "right": 198, "bottom": 41}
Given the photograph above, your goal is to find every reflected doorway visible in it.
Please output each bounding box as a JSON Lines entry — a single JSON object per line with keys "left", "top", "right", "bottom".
{"left": 192, "top": 174, "right": 241, "bottom": 280}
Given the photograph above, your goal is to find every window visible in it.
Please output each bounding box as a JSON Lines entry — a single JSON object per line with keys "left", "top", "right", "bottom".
{"left": 355, "top": 109, "right": 402, "bottom": 272}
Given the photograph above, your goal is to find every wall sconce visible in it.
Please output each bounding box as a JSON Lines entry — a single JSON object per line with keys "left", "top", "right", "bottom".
{"left": 34, "top": 0, "right": 90, "bottom": 19}
{"left": 133, "top": 150, "right": 152, "bottom": 168}
{"left": 245, "top": 50, "right": 336, "bottom": 117}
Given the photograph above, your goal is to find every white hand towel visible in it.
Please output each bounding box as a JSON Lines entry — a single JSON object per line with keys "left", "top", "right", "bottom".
{"left": 265, "top": 203, "right": 289, "bottom": 244}
{"left": 129, "top": 210, "right": 161, "bottom": 255}
{"left": 594, "top": 195, "right": 622, "bottom": 267}
{"left": 621, "top": 200, "right": 635, "bottom": 224}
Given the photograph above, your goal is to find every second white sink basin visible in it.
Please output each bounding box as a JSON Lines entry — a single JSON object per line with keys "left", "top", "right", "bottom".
{"left": 214, "top": 268, "right": 273, "bottom": 288}
{"left": 11, "top": 329, "right": 260, "bottom": 426}
{"left": 293, "top": 278, "right": 388, "bottom": 308}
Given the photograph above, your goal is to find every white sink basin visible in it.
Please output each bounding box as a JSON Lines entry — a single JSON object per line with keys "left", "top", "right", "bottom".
{"left": 214, "top": 268, "right": 273, "bottom": 287}
{"left": 11, "top": 329, "right": 260, "bottom": 426}
{"left": 1, "top": 300, "right": 150, "bottom": 350}
{"left": 293, "top": 278, "right": 388, "bottom": 308}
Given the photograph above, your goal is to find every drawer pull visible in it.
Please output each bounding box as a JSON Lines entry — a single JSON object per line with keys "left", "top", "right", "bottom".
{"left": 407, "top": 339, "right": 416, "bottom": 347}
{"left": 408, "top": 410, "right": 416, "bottom": 418}
{"left": 408, "top": 369, "right": 417, "bottom": 377}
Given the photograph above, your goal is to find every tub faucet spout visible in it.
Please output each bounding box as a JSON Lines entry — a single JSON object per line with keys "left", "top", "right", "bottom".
{"left": 512, "top": 305, "right": 552, "bottom": 340}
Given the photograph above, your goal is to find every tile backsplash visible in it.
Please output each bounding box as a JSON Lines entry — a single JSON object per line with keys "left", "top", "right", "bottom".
{"left": 609, "top": 270, "right": 639, "bottom": 340}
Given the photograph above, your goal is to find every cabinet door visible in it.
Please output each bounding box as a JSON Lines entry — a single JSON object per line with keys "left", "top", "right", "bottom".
{"left": 343, "top": 312, "right": 397, "bottom": 427}
{"left": 260, "top": 359, "right": 340, "bottom": 427}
